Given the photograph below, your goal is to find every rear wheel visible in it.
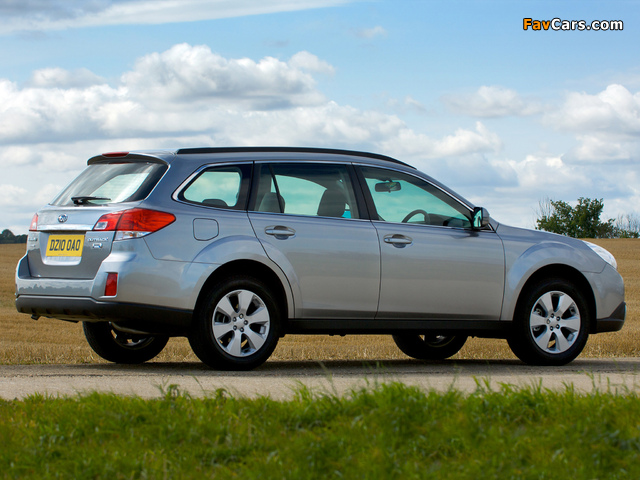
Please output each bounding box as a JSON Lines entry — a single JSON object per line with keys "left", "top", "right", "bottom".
{"left": 392, "top": 334, "right": 467, "bottom": 360}
{"left": 189, "top": 276, "right": 281, "bottom": 371}
{"left": 507, "top": 278, "right": 590, "bottom": 366}
{"left": 83, "top": 322, "right": 169, "bottom": 364}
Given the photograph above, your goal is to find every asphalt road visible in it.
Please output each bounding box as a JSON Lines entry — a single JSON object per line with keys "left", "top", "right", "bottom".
{"left": 2, "top": 358, "right": 640, "bottom": 400}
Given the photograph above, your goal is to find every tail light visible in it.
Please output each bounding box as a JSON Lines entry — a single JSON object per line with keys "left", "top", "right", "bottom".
{"left": 29, "top": 213, "right": 39, "bottom": 231}
{"left": 93, "top": 208, "right": 176, "bottom": 240}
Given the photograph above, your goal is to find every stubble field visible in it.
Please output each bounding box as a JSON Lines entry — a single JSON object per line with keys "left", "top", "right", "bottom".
{"left": 1, "top": 239, "right": 638, "bottom": 365}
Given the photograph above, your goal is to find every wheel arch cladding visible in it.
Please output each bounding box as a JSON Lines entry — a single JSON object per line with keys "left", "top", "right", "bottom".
{"left": 512, "top": 264, "right": 596, "bottom": 333}
{"left": 194, "top": 260, "right": 290, "bottom": 328}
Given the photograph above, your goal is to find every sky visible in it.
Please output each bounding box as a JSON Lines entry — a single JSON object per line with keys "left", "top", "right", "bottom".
{"left": 1, "top": 0, "right": 639, "bottom": 234}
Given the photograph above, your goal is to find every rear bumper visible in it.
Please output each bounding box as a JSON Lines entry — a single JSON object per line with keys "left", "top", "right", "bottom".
{"left": 594, "top": 302, "right": 626, "bottom": 333}
{"left": 15, "top": 295, "right": 192, "bottom": 336}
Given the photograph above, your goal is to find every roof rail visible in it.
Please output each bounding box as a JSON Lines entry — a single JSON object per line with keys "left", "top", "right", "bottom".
{"left": 175, "top": 146, "right": 415, "bottom": 169}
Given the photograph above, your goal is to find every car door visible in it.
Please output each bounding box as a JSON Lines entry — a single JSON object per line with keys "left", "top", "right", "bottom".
{"left": 248, "top": 162, "right": 380, "bottom": 319}
{"left": 358, "top": 165, "right": 505, "bottom": 321}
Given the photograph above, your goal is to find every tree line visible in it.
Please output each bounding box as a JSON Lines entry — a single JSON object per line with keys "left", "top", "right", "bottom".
{"left": 0, "top": 229, "right": 27, "bottom": 244}
{"left": 536, "top": 197, "right": 640, "bottom": 238}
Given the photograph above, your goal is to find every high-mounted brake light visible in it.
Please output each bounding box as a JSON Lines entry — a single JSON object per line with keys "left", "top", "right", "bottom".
{"left": 101, "top": 152, "right": 129, "bottom": 158}
{"left": 29, "top": 213, "right": 39, "bottom": 231}
{"left": 93, "top": 208, "right": 176, "bottom": 240}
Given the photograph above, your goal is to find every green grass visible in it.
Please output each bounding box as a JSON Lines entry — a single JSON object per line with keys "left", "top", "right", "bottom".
{"left": 1, "top": 383, "right": 639, "bottom": 479}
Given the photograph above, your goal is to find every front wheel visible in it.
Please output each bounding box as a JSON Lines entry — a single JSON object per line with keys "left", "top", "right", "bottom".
{"left": 392, "top": 334, "right": 467, "bottom": 360}
{"left": 507, "top": 278, "right": 590, "bottom": 366}
{"left": 189, "top": 276, "right": 281, "bottom": 370}
{"left": 83, "top": 322, "right": 169, "bottom": 364}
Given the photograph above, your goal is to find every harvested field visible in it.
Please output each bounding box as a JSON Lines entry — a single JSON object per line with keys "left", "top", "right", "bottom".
{"left": 1, "top": 239, "right": 637, "bottom": 364}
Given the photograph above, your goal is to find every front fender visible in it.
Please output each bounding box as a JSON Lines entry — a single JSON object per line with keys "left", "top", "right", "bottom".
{"left": 500, "top": 236, "right": 606, "bottom": 321}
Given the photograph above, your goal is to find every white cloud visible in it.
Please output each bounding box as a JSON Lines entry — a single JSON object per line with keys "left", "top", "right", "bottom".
{"left": 545, "top": 84, "right": 640, "bottom": 163}
{"left": 28, "top": 67, "right": 106, "bottom": 88}
{"left": 0, "top": 146, "right": 41, "bottom": 166}
{"left": 443, "top": 86, "right": 544, "bottom": 118}
{"left": 0, "top": 44, "right": 508, "bottom": 158}
{"left": 0, "top": 0, "right": 353, "bottom": 34}
{"left": 547, "top": 84, "right": 640, "bottom": 137}
{"left": 0, "top": 184, "right": 28, "bottom": 208}
{"left": 289, "top": 51, "right": 335, "bottom": 75}
{"left": 355, "top": 26, "right": 387, "bottom": 39}
{"left": 385, "top": 95, "right": 427, "bottom": 114}
{"left": 506, "top": 153, "right": 588, "bottom": 190}
{"left": 121, "top": 44, "right": 326, "bottom": 109}
{"left": 0, "top": 79, "right": 127, "bottom": 143}
{"left": 0, "top": 46, "right": 336, "bottom": 144}
{"left": 568, "top": 135, "right": 636, "bottom": 163}
{"left": 0, "top": 142, "right": 93, "bottom": 174}
{"left": 203, "top": 102, "right": 407, "bottom": 147}
{"left": 0, "top": 182, "right": 61, "bottom": 211}
{"left": 379, "top": 122, "right": 502, "bottom": 159}
{"left": 0, "top": 0, "right": 108, "bottom": 21}
{"left": 403, "top": 95, "right": 426, "bottom": 112}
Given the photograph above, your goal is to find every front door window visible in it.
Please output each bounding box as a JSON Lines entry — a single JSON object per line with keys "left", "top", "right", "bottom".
{"left": 361, "top": 166, "right": 471, "bottom": 228}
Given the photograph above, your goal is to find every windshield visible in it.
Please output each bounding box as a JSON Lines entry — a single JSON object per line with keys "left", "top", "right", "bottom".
{"left": 50, "top": 162, "right": 167, "bottom": 206}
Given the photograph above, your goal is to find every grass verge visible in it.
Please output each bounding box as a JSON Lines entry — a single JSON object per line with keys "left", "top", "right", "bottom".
{"left": 1, "top": 382, "right": 639, "bottom": 479}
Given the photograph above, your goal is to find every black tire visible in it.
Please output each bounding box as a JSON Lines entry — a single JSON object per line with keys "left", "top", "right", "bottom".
{"left": 507, "top": 278, "right": 590, "bottom": 366}
{"left": 392, "top": 333, "right": 467, "bottom": 360}
{"left": 188, "top": 276, "right": 281, "bottom": 371}
{"left": 83, "top": 322, "right": 169, "bottom": 364}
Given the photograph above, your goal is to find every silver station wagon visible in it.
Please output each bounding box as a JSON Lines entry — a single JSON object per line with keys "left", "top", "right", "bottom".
{"left": 16, "top": 147, "right": 626, "bottom": 370}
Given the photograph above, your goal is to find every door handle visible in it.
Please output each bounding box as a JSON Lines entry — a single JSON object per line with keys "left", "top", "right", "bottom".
{"left": 265, "top": 226, "right": 296, "bottom": 239}
{"left": 383, "top": 234, "right": 413, "bottom": 247}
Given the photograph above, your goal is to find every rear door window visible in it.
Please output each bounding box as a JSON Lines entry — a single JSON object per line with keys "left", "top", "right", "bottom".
{"left": 51, "top": 162, "right": 167, "bottom": 206}
{"left": 253, "top": 163, "right": 360, "bottom": 219}
{"left": 178, "top": 164, "right": 251, "bottom": 209}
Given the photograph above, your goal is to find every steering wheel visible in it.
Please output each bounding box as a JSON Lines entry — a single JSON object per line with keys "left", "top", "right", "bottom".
{"left": 401, "top": 209, "right": 430, "bottom": 224}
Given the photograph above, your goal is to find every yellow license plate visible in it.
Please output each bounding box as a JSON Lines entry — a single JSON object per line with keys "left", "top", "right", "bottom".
{"left": 46, "top": 235, "right": 84, "bottom": 257}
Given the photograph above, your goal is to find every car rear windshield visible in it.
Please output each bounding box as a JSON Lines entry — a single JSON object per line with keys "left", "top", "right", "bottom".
{"left": 50, "top": 162, "right": 167, "bottom": 206}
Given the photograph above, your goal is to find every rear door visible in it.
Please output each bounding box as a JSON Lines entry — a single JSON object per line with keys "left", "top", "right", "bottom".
{"left": 358, "top": 165, "right": 505, "bottom": 321}
{"left": 248, "top": 162, "right": 380, "bottom": 319}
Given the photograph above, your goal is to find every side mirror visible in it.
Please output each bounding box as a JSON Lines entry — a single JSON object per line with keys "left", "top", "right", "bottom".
{"left": 375, "top": 181, "right": 401, "bottom": 193}
{"left": 472, "top": 207, "right": 491, "bottom": 229}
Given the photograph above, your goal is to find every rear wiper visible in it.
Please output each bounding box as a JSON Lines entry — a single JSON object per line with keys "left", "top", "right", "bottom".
{"left": 71, "top": 196, "right": 111, "bottom": 205}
